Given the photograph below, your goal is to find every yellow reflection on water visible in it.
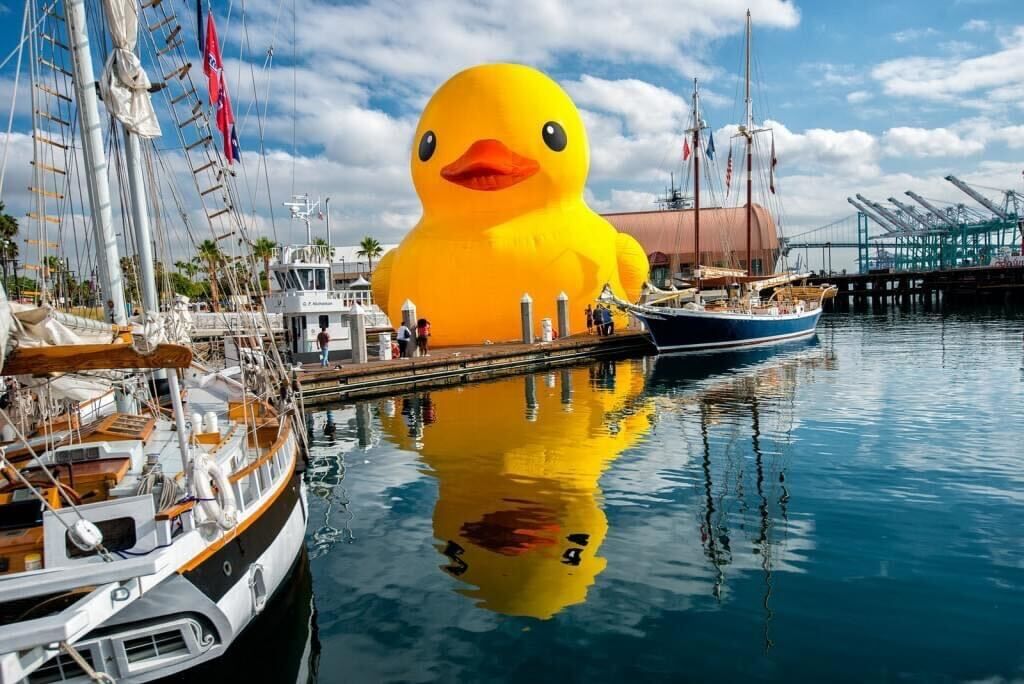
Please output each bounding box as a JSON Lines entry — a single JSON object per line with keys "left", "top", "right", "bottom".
{"left": 378, "top": 361, "right": 654, "bottom": 619}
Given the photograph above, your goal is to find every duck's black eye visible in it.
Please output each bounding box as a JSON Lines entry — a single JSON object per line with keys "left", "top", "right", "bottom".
{"left": 418, "top": 130, "right": 436, "bottom": 162}
{"left": 542, "top": 121, "right": 567, "bottom": 152}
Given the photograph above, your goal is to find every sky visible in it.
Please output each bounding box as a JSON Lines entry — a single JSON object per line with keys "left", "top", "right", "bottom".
{"left": 0, "top": 0, "right": 1022, "bottom": 272}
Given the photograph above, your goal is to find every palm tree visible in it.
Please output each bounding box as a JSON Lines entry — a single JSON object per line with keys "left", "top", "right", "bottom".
{"left": 312, "top": 238, "right": 328, "bottom": 247}
{"left": 174, "top": 260, "right": 199, "bottom": 279}
{"left": 251, "top": 237, "right": 277, "bottom": 292}
{"left": 357, "top": 236, "right": 383, "bottom": 273}
{"left": 195, "top": 239, "right": 224, "bottom": 311}
{"left": 0, "top": 203, "right": 19, "bottom": 290}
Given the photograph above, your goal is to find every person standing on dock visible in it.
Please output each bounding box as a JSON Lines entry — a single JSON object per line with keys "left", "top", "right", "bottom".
{"left": 317, "top": 326, "right": 331, "bottom": 367}
{"left": 416, "top": 318, "right": 431, "bottom": 356}
{"left": 585, "top": 305, "right": 594, "bottom": 334}
{"left": 396, "top": 322, "right": 413, "bottom": 358}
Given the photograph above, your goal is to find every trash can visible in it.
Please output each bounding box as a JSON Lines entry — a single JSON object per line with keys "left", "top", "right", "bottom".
{"left": 378, "top": 332, "right": 392, "bottom": 360}
{"left": 540, "top": 318, "right": 553, "bottom": 342}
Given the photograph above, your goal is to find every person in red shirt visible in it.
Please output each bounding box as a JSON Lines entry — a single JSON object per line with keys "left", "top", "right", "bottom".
{"left": 317, "top": 326, "right": 330, "bottom": 367}
{"left": 416, "top": 318, "right": 431, "bottom": 356}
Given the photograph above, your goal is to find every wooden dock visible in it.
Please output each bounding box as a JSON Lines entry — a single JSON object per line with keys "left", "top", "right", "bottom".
{"left": 295, "top": 331, "right": 655, "bottom": 405}
{"left": 811, "top": 264, "right": 1024, "bottom": 307}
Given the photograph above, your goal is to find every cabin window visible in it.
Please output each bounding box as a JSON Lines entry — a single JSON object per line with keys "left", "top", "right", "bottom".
{"left": 286, "top": 270, "right": 301, "bottom": 290}
{"left": 319, "top": 315, "right": 329, "bottom": 329}
{"left": 315, "top": 268, "right": 327, "bottom": 291}
{"left": 274, "top": 272, "right": 287, "bottom": 289}
{"left": 298, "top": 269, "right": 315, "bottom": 290}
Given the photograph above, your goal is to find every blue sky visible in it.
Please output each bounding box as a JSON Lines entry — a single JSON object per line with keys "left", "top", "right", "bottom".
{"left": 0, "top": 0, "right": 1021, "bottom": 270}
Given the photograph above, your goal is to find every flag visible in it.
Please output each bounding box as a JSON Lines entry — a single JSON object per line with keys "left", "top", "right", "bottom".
{"left": 706, "top": 131, "right": 716, "bottom": 160}
{"left": 769, "top": 135, "right": 778, "bottom": 194}
{"left": 203, "top": 13, "right": 239, "bottom": 164}
{"left": 682, "top": 137, "right": 691, "bottom": 161}
{"left": 725, "top": 147, "right": 733, "bottom": 193}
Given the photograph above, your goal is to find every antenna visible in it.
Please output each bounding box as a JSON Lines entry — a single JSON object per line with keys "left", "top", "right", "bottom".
{"left": 282, "top": 193, "right": 321, "bottom": 244}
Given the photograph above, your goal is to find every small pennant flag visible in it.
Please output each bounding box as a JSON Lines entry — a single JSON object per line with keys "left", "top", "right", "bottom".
{"left": 769, "top": 135, "right": 778, "bottom": 194}
{"left": 706, "top": 131, "right": 716, "bottom": 160}
{"left": 725, "top": 147, "right": 733, "bottom": 193}
{"left": 682, "top": 137, "right": 691, "bottom": 161}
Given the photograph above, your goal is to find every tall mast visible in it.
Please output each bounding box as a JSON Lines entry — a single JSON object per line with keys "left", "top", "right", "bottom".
{"left": 745, "top": 9, "right": 753, "bottom": 277}
{"left": 692, "top": 78, "right": 701, "bottom": 291}
{"left": 65, "top": 0, "right": 128, "bottom": 326}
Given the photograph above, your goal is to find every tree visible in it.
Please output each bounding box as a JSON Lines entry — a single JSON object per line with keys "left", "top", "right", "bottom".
{"left": 357, "top": 236, "right": 383, "bottom": 273}
{"left": 175, "top": 260, "right": 199, "bottom": 279}
{"left": 195, "top": 239, "right": 224, "bottom": 311}
{"left": 313, "top": 238, "right": 328, "bottom": 247}
{"left": 251, "top": 237, "right": 277, "bottom": 292}
{"left": 119, "top": 255, "right": 141, "bottom": 309}
{"left": 0, "top": 202, "right": 19, "bottom": 293}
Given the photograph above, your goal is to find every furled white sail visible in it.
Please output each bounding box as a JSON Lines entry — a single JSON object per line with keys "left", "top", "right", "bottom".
{"left": 99, "top": 0, "right": 161, "bottom": 137}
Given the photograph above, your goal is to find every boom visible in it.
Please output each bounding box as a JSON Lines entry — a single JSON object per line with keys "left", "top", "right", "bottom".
{"left": 847, "top": 197, "right": 902, "bottom": 234}
{"left": 945, "top": 175, "right": 1009, "bottom": 220}
{"left": 905, "top": 191, "right": 960, "bottom": 229}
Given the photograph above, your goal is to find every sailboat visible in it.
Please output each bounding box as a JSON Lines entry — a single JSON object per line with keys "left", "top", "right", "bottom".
{"left": 604, "top": 12, "right": 836, "bottom": 352}
{"left": 0, "top": 0, "right": 307, "bottom": 681}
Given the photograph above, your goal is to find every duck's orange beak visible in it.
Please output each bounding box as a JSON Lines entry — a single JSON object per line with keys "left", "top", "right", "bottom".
{"left": 440, "top": 139, "right": 539, "bottom": 191}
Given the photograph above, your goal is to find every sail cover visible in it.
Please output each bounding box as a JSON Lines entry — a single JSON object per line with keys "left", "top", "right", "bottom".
{"left": 100, "top": 0, "right": 161, "bottom": 137}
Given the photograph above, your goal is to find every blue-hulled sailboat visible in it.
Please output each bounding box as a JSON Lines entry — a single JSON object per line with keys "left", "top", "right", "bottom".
{"left": 605, "top": 12, "right": 836, "bottom": 352}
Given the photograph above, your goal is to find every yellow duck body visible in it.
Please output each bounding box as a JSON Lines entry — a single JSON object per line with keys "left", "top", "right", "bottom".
{"left": 377, "top": 362, "right": 653, "bottom": 619}
{"left": 372, "top": 63, "right": 648, "bottom": 347}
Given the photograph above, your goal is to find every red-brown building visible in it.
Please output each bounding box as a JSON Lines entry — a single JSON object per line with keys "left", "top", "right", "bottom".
{"left": 603, "top": 205, "right": 780, "bottom": 285}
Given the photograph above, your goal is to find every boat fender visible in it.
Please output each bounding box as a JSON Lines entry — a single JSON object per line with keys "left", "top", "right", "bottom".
{"left": 191, "top": 451, "right": 239, "bottom": 530}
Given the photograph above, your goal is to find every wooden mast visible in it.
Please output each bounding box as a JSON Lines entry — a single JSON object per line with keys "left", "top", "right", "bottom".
{"left": 693, "top": 79, "right": 701, "bottom": 292}
{"left": 745, "top": 10, "right": 753, "bottom": 277}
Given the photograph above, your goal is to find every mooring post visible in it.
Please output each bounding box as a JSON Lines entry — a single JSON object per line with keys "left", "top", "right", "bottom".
{"left": 521, "top": 293, "right": 534, "bottom": 344}
{"left": 524, "top": 374, "right": 538, "bottom": 421}
{"left": 401, "top": 298, "right": 419, "bottom": 358}
{"left": 349, "top": 303, "right": 368, "bottom": 364}
{"left": 556, "top": 291, "right": 570, "bottom": 338}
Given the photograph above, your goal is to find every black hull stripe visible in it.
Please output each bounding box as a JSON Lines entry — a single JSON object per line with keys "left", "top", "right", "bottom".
{"left": 183, "top": 473, "right": 302, "bottom": 602}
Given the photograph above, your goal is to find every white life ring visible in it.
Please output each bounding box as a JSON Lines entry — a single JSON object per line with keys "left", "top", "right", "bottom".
{"left": 190, "top": 451, "right": 239, "bottom": 530}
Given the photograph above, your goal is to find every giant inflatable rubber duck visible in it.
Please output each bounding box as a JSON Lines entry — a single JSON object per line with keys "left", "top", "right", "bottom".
{"left": 371, "top": 63, "right": 649, "bottom": 347}
{"left": 378, "top": 362, "right": 653, "bottom": 619}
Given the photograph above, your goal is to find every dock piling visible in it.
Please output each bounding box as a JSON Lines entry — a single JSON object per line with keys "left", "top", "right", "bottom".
{"left": 520, "top": 293, "right": 534, "bottom": 344}
{"left": 557, "top": 291, "right": 570, "bottom": 338}
{"left": 402, "top": 299, "right": 419, "bottom": 358}
{"left": 349, "top": 303, "right": 368, "bottom": 364}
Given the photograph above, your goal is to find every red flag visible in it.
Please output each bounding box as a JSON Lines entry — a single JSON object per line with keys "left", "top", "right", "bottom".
{"left": 682, "top": 138, "right": 691, "bottom": 161}
{"left": 725, "top": 147, "right": 733, "bottom": 193}
{"left": 769, "top": 135, "right": 778, "bottom": 194}
{"left": 203, "top": 13, "right": 239, "bottom": 164}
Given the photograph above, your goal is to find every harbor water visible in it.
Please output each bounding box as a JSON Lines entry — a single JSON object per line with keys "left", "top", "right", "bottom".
{"left": 217, "top": 305, "right": 1024, "bottom": 682}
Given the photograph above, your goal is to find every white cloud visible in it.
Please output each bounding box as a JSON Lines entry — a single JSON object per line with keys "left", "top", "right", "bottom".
{"left": 846, "top": 90, "right": 872, "bottom": 104}
{"left": 565, "top": 76, "right": 687, "bottom": 136}
{"left": 800, "top": 62, "right": 862, "bottom": 88}
{"left": 890, "top": 27, "right": 939, "bottom": 43}
{"left": 961, "top": 19, "right": 990, "bottom": 32}
{"left": 871, "top": 25, "right": 1024, "bottom": 109}
{"left": 882, "top": 127, "right": 985, "bottom": 158}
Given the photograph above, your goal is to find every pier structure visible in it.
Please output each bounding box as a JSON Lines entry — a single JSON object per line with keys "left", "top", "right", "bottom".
{"left": 810, "top": 264, "right": 1024, "bottom": 308}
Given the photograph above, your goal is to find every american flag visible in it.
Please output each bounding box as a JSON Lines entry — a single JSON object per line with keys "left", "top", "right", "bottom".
{"left": 725, "top": 148, "right": 733, "bottom": 194}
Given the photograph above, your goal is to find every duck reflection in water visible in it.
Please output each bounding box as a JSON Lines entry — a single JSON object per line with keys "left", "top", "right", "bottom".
{"left": 378, "top": 362, "right": 653, "bottom": 619}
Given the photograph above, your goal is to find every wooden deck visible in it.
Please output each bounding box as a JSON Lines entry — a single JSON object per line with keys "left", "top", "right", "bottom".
{"left": 295, "top": 331, "right": 655, "bottom": 405}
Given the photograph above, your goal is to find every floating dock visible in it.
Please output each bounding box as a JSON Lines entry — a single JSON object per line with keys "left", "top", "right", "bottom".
{"left": 296, "top": 331, "right": 654, "bottom": 405}
{"left": 812, "top": 264, "right": 1024, "bottom": 306}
